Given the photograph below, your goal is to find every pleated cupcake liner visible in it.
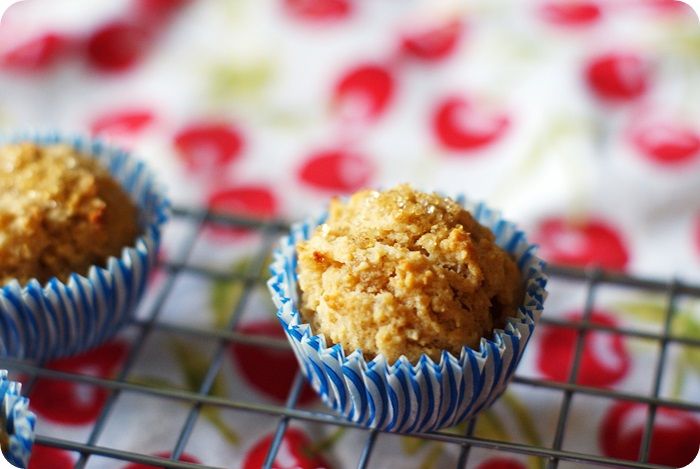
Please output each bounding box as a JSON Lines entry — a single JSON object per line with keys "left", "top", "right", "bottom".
{"left": 268, "top": 195, "right": 547, "bottom": 433}
{"left": 0, "top": 132, "right": 169, "bottom": 362}
{"left": 0, "top": 370, "right": 35, "bottom": 468}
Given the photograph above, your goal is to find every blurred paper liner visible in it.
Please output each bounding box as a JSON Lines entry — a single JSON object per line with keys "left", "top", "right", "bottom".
{"left": 0, "top": 370, "right": 35, "bottom": 468}
{"left": 0, "top": 132, "right": 169, "bottom": 361}
{"left": 268, "top": 194, "right": 547, "bottom": 433}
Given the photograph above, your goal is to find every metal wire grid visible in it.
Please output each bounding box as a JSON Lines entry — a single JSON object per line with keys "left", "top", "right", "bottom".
{"left": 1, "top": 206, "right": 699, "bottom": 469}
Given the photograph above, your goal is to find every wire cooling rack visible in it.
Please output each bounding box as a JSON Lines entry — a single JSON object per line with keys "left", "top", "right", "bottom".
{"left": 2, "top": 205, "right": 700, "bottom": 469}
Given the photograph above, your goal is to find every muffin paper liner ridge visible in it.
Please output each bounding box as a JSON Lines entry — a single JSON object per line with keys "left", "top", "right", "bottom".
{"left": 0, "top": 132, "right": 169, "bottom": 362}
{"left": 268, "top": 196, "right": 548, "bottom": 432}
{"left": 0, "top": 370, "right": 35, "bottom": 468}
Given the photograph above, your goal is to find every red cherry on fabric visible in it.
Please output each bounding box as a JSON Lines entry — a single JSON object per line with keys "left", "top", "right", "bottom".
{"left": 400, "top": 19, "right": 463, "bottom": 61}
{"left": 283, "top": 0, "right": 352, "bottom": 22}
{"left": 297, "top": 148, "right": 373, "bottom": 193}
{"left": 173, "top": 123, "right": 244, "bottom": 172}
{"left": 128, "top": 0, "right": 190, "bottom": 29}
{"left": 230, "top": 321, "right": 316, "bottom": 405}
{"left": 333, "top": 64, "right": 395, "bottom": 121}
{"left": 206, "top": 186, "right": 278, "bottom": 238}
{"left": 432, "top": 96, "right": 510, "bottom": 152}
{"left": 585, "top": 52, "right": 649, "bottom": 102}
{"left": 28, "top": 445, "right": 73, "bottom": 469}
{"left": 537, "top": 310, "right": 630, "bottom": 387}
{"left": 630, "top": 121, "right": 700, "bottom": 166}
{"left": 86, "top": 21, "right": 152, "bottom": 73}
{"left": 122, "top": 451, "right": 201, "bottom": 469}
{"left": 475, "top": 458, "right": 527, "bottom": 469}
{"left": 644, "top": 0, "right": 695, "bottom": 14}
{"left": 243, "top": 428, "right": 332, "bottom": 469}
{"left": 0, "top": 33, "right": 75, "bottom": 72}
{"left": 539, "top": 1, "right": 602, "bottom": 27}
{"left": 91, "top": 108, "right": 156, "bottom": 144}
{"left": 29, "top": 341, "right": 128, "bottom": 425}
{"left": 600, "top": 401, "right": 700, "bottom": 467}
{"left": 534, "top": 217, "right": 629, "bottom": 271}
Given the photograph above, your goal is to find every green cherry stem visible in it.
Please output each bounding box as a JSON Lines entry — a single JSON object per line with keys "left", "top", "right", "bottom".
{"left": 671, "top": 359, "right": 686, "bottom": 400}
{"left": 478, "top": 408, "right": 510, "bottom": 441}
{"left": 502, "top": 393, "right": 545, "bottom": 469}
{"left": 304, "top": 426, "right": 346, "bottom": 458}
{"left": 503, "top": 392, "right": 543, "bottom": 447}
{"left": 202, "top": 406, "right": 240, "bottom": 445}
{"left": 419, "top": 443, "right": 444, "bottom": 469}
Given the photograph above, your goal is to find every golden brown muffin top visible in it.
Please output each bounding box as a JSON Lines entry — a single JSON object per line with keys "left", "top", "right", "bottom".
{"left": 296, "top": 184, "right": 522, "bottom": 364}
{"left": 0, "top": 142, "right": 140, "bottom": 285}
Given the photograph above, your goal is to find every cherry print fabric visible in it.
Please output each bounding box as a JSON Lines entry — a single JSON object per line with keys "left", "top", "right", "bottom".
{"left": 1, "top": 0, "right": 699, "bottom": 468}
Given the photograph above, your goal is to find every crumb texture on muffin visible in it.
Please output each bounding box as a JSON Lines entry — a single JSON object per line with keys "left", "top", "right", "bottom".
{"left": 0, "top": 143, "right": 139, "bottom": 285}
{"left": 296, "top": 184, "right": 522, "bottom": 363}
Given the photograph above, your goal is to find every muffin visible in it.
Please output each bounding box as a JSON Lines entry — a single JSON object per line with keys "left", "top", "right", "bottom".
{"left": 0, "top": 133, "right": 168, "bottom": 361}
{"left": 296, "top": 185, "right": 522, "bottom": 364}
{"left": 0, "top": 142, "right": 140, "bottom": 285}
{"left": 268, "top": 185, "right": 547, "bottom": 432}
{"left": 0, "top": 370, "right": 35, "bottom": 469}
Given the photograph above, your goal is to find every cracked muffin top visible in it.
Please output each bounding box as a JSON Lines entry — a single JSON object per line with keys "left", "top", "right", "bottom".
{"left": 296, "top": 184, "right": 522, "bottom": 364}
{"left": 0, "top": 142, "right": 139, "bottom": 286}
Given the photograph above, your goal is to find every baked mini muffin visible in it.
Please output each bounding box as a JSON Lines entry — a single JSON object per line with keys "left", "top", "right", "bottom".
{"left": 0, "top": 142, "right": 140, "bottom": 286}
{"left": 269, "top": 185, "right": 547, "bottom": 432}
{"left": 296, "top": 185, "right": 522, "bottom": 363}
{"left": 0, "top": 133, "right": 168, "bottom": 362}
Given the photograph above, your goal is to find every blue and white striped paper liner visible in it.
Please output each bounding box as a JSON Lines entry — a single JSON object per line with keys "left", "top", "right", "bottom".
{"left": 1, "top": 370, "right": 35, "bottom": 468}
{"left": 0, "top": 132, "right": 169, "bottom": 362}
{"left": 268, "top": 195, "right": 547, "bottom": 433}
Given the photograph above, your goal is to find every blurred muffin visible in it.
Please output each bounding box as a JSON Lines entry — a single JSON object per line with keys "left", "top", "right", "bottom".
{"left": 296, "top": 184, "right": 522, "bottom": 363}
{"left": 0, "top": 142, "right": 140, "bottom": 286}
{"left": 0, "top": 134, "right": 168, "bottom": 362}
